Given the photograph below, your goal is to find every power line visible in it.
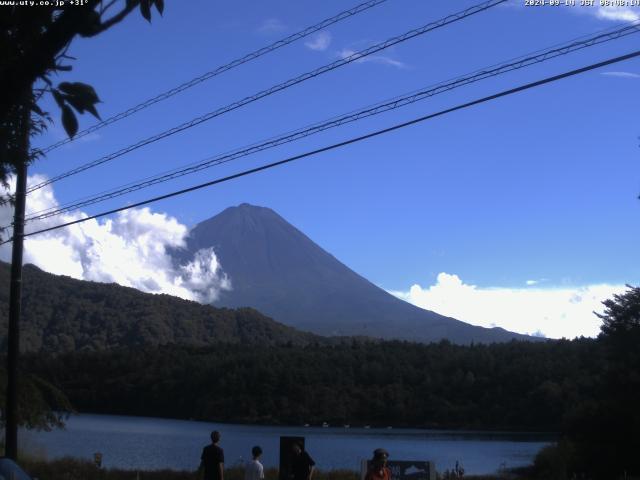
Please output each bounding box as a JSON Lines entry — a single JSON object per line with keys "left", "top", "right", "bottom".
{"left": 4, "top": 48, "right": 638, "bottom": 245}
{"left": 25, "top": 0, "right": 507, "bottom": 195}
{"left": 38, "top": 0, "right": 389, "bottom": 154}
{"left": 22, "top": 21, "right": 640, "bottom": 223}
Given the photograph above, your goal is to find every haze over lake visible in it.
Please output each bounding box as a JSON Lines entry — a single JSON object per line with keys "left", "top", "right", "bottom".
{"left": 22, "top": 414, "right": 554, "bottom": 475}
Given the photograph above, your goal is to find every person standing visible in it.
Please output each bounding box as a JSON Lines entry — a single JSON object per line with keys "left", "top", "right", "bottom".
{"left": 245, "top": 445, "right": 265, "bottom": 480}
{"left": 200, "top": 431, "right": 224, "bottom": 480}
{"left": 365, "top": 448, "right": 391, "bottom": 480}
{"left": 291, "top": 442, "right": 315, "bottom": 480}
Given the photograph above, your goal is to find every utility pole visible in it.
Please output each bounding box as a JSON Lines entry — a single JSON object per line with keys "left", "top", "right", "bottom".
{"left": 4, "top": 99, "right": 30, "bottom": 461}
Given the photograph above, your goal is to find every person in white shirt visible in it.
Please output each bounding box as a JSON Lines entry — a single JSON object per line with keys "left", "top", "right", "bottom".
{"left": 245, "top": 445, "right": 265, "bottom": 480}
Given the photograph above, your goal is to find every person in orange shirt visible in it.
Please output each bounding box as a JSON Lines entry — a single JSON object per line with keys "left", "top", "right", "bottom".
{"left": 365, "top": 448, "right": 391, "bottom": 480}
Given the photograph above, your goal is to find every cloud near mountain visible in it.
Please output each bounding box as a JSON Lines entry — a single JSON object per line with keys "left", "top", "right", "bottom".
{"left": 391, "top": 272, "right": 626, "bottom": 339}
{"left": 0, "top": 175, "right": 230, "bottom": 303}
{"left": 1, "top": 177, "right": 623, "bottom": 341}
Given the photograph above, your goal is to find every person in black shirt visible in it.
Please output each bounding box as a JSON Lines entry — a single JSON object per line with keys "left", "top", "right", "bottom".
{"left": 200, "top": 430, "right": 224, "bottom": 480}
{"left": 291, "top": 442, "right": 315, "bottom": 480}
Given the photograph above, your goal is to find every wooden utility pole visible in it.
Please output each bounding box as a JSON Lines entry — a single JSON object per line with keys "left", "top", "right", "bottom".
{"left": 5, "top": 99, "right": 29, "bottom": 460}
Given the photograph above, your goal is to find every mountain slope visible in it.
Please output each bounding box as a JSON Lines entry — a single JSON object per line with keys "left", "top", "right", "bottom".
{"left": 0, "top": 261, "right": 322, "bottom": 353}
{"left": 173, "top": 203, "right": 534, "bottom": 344}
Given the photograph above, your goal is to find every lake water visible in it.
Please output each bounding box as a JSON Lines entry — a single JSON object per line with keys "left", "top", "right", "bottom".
{"left": 21, "top": 414, "right": 554, "bottom": 475}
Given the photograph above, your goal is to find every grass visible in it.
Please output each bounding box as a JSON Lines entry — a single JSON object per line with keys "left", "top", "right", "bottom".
{"left": 8, "top": 441, "right": 534, "bottom": 480}
{"left": 20, "top": 458, "right": 364, "bottom": 480}
{"left": 16, "top": 457, "right": 537, "bottom": 480}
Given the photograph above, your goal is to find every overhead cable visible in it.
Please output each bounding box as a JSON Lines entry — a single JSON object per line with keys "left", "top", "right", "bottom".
{"left": 25, "top": 0, "right": 507, "bottom": 194}
{"left": 3, "top": 48, "right": 638, "bottom": 244}
{"left": 23, "top": 21, "right": 640, "bottom": 222}
{"left": 38, "top": 0, "right": 389, "bottom": 154}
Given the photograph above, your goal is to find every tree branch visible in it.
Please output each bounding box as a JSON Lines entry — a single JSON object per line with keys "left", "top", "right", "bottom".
{"left": 100, "top": 0, "right": 120, "bottom": 16}
{"left": 0, "top": 0, "right": 141, "bottom": 122}
{"left": 87, "top": 0, "right": 140, "bottom": 37}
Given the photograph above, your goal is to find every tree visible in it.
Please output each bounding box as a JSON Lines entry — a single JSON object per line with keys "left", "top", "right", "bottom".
{"left": 0, "top": 0, "right": 165, "bottom": 200}
{"left": 595, "top": 285, "right": 640, "bottom": 477}
{"left": 0, "top": 367, "right": 74, "bottom": 432}
{"left": 0, "top": 0, "right": 165, "bottom": 459}
{"left": 597, "top": 284, "right": 640, "bottom": 338}
{"left": 560, "top": 286, "right": 640, "bottom": 479}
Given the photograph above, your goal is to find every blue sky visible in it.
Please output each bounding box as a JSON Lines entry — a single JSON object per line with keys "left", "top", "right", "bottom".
{"left": 2, "top": 0, "right": 640, "bottom": 338}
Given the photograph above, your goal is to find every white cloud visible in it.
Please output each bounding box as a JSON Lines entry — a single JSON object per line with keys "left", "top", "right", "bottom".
{"left": 501, "top": 0, "right": 525, "bottom": 8}
{"left": 390, "top": 272, "right": 627, "bottom": 339}
{"left": 305, "top": 31, "right": 332, "bottom": 52}
{"left": 572, "top": 5, "right": 640, "bottom": 22}
{"left": 41, "top": 124, "right": 101, "bottom": 145}
{"left": 0, "top": 175, "right": 231, "bottom": 303}
{"left": 257, "top": 18, "right": 286, "bottom": 34}
{"left": 338, "top": 48, "right": 407, "bottom": 69}
{"left": 601, "top": 71, "right": 640, "bottom": 79}
{"left": 77, "top": 132, "right": 102, "bottom": 143}
{"left": 594, "top": 5, "right": 640, "bottom": 21}
{"left": 180, "top": 247, "right": 231, "bottom": 303}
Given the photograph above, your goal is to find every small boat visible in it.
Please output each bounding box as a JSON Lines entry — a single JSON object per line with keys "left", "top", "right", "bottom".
{"left": 322, "top": 422, "right": 329, "bottom": 427}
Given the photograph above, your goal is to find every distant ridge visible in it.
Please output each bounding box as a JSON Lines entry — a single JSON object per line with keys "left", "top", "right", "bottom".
{"left": 0, "top": 261, "right": 322, "bottom": 353}
{"left": 173, "top": 203, "right": 536, "bottom": 344}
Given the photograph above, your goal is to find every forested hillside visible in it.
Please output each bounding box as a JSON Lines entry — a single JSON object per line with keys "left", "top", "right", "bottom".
{"left": 10, "top": 281, "right": 640, "bottom": 479}
{"left": 0, "top": 262, "right": 322, "bottom": 352}
{"left": 23, "top": 338, "right": 597, "bottom": 431}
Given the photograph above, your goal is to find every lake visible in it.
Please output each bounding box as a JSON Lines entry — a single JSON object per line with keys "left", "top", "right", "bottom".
{"left": 21, "top": 414, "right": 554, "bottom": 475}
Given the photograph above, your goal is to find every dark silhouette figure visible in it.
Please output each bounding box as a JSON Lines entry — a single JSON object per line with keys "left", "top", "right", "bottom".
{"left": 290, "top": 442, "right": 315, "bottom": 480}
{"left": 200, "top": 430, "right": 224, "bottom": 480}
{"left": 365, "top": 448, "right": 391, "bottom": 480}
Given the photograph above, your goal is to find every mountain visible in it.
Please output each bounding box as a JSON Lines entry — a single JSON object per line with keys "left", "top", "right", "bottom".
{"left": 0, "top": 261, "right": 322, "bottom": 353}
{"left": 173, "top": 203, "right": 535, "bottom": 344}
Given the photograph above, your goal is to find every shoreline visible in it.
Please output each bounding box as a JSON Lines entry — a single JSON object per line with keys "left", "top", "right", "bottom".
{"left": 56, "top": 411, "right": 560, "bottom": 436}
{"left": 19, "top": 413, "right": 551, "bottom": 476}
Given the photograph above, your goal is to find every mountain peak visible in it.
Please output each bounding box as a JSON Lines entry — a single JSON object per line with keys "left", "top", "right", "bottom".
{"left": 216, "top": 203, "right": 284, "bottom": 223}
{"left": 193, "top": 203, "right": 297, "bottom": 245}
{"left": 234, "top": 202, "right": 266, "bottom": 211}
{"left": 176, "top": 205, "right": 536, "bottom": 344}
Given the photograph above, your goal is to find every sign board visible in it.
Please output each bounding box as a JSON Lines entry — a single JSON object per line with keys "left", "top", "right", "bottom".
{"left": 360, "top": 460, "right": 436, "bottom": 480}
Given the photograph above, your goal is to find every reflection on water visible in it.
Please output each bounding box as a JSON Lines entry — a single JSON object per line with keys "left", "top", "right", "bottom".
{"left": 21, "top": 414, "right": 554, "bottom": 475}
